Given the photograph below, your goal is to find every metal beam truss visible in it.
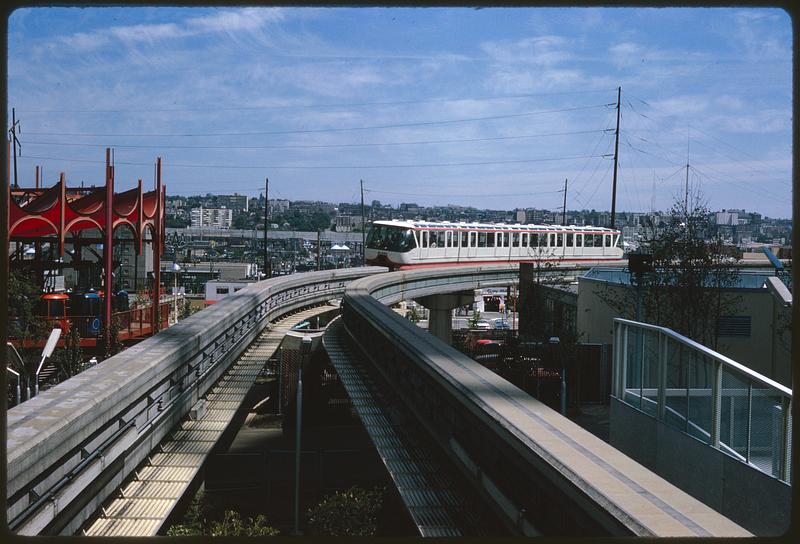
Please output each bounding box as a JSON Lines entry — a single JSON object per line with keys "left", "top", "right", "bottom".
{"left": 6, "top": 267, "right": 385, "bottom": 535}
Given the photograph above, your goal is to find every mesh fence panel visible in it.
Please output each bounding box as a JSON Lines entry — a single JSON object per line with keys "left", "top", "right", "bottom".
{"left": 623, "top": 326, "right": 642, "bottom": 406}
{"left": 615, "top": 320, "right": 791, "bottom": 483}
{"left": 640, "top": 329, "right": 661, "bottom": 416}
{"left": 664, "top": 339, "right": 688, "bottom": 431}
{"left": 687, "top": 353, "right": 714, "bottom": 442}
{"left": 749, "top": 385, "right": 782, "bottom": 477}
{"left": 719, "top": 368, "right": 750, "bottom": 461}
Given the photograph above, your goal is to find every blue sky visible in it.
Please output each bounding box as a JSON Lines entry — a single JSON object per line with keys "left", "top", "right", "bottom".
{"left": 6, "top": 6, "right": 793, "bottom": 218}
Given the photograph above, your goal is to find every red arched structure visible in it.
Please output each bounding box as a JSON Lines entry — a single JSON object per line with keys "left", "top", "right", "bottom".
{"left": 7, "top": 148, "right": 166, "bottom": 347}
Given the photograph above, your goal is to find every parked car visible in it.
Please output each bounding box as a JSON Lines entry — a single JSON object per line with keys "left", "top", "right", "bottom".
{"left": 493, "top": 318, "right": 511, "bottom": 330}
{"left": 473, "top": 320, "right": 492, "bottom": 330}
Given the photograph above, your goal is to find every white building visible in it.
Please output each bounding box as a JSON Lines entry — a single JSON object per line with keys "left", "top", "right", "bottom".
{"left": 190, "top": 206, "right": 233, "bottom": 229}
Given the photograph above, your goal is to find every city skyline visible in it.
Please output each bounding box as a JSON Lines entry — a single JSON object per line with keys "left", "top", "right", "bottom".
{"left": 7, "top": 6, "right": 792, "bottom": 217}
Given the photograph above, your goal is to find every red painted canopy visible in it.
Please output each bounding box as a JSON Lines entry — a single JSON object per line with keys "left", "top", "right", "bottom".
{"left": 7, "top": 178, "right": 165, "bottom": 256}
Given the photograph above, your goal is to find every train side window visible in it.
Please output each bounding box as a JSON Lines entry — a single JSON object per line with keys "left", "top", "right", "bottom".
{"left": 603, "top": 235, "right": 610, "bottom": 247}
{"left": 521, "top": 233, "right": 528, "bottom": 247}
{"left": 504, "top": 233, "right": 510, "bottom": 247}
{"left": 566, "top": 233, "right": 573, "bottom": 247}
{"left": 478, "top": 232, "right": 488, "bottom": 247}
{"left": 556, "top": 233, "right": 563, "bottom": 247}
{"left": 421, "top": 231, "right": 428, "bottom": 248}
{"left": 585, "top": 234, "right": 594, "bottom": 247}
{"left": 430, "top": 231, "right": 441, "bottom": 248}
{"left": 595, "top": 234, "right": 603, "bottom": 247}
{"left": 445, "top": 231, "right": 453, "bottom": 247}
{"left": 530, "top": 233, "right": 539, "bottom": 247}
{"left": 513, "top": 232, "right": 520, "bottom": 247}
{"left": 576, "top": 234, "right": 583, "bottom": 247}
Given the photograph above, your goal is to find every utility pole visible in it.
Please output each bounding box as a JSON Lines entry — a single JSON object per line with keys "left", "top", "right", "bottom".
{"left": 684, "top": 126, "right": 690, "bottom": 216}
{"left": 264, "top": 177, "right": 270, "bottom": 278}
{"left": 610, "top": 86, "right": 621, "bottom": 229}
{"left": 316, "top": 230, "right": 322, "bottom": 271}
{"left": 360, "top": 179, "right": 366, "bottom": 266}
{"left": 562, "top": 178, "right": 568, "bottom": 225}
{"left": 8, "top": 107, "right": 21, "bottom": 188}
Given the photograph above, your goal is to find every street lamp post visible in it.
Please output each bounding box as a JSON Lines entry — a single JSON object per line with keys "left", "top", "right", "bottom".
{"left": 7, "top": 367, "right": 20, "bottom": 406}
{"left": 36, "top": 328, "right": 62, "bottom": 396}
{"left": 294, "top": 336, "right": 312, "bottom": 535}
{"left": 172, "top": 262, "right": 181, "bottom": 324}
{"left": 549, "top": 336, "right": 567, "bottom": 416}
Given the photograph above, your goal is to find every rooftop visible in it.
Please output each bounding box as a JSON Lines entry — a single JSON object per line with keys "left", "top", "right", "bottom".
{"left": 583, "top": 267, "right": 786, "bottom": 290}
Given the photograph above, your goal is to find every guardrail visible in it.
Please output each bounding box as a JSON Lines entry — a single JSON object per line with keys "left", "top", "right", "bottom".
{"left": 6, "top": 267, "right": 385, "bottom": 535}
{"left": 612, "top": 318, "right": 792, "bottom": 483}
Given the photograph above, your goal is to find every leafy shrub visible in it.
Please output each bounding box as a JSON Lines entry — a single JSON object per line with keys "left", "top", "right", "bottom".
{"left": 306, "top": 486, "right": 384, "bottom": 536}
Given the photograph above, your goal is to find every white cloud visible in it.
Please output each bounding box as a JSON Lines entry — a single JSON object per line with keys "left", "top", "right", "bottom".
{"left": 186, "top": 7, "right": 285, "bottom": 33}
{"left": 53, "top": 8, "right": 286, "bottom": 53}
{"left": 481, "top": 35, "right": 572, "bottom": 66}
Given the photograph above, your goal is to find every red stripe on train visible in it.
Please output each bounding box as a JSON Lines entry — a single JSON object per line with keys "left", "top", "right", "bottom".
{"left": 373, "top": 257, "right": 624, "bottom": 270}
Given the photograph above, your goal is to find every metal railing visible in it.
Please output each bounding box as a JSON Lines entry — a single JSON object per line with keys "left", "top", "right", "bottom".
{"left": 612, "top": 318, "right": 792, "bottom": 483}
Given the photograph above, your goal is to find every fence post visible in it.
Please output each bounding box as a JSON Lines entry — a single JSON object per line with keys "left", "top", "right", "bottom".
{"left": 657, "top": 332, "right": 667, "bottom": 420}
{"left": 616, "top": 322, "right": 628, "bottom": 399}
{"left": 780, "top": 395, "right": 791, "bottom": 481}
{"left": 710, "top": 358, "right": 722, "bottom": 448}
{"left": 743, "top": 382, "right": 752, "bottom": 463}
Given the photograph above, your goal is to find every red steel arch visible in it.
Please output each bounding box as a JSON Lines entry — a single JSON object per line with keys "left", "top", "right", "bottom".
{"left": 6, "top": 148, "right": 166, "bottom": 346}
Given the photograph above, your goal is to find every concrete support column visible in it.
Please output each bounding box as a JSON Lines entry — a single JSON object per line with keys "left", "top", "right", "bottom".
{"left": 416, "top": 291, "right": 474, "bottom": 345}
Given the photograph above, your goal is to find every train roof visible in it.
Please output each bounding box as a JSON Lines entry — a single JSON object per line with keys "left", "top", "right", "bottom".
{"left": 371, "top": 219, "right": 619, "bottom": 233}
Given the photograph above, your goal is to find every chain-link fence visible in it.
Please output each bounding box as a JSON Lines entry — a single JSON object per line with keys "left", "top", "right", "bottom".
{"left": 613, "top": 318, "right": 792, "bottom": 483}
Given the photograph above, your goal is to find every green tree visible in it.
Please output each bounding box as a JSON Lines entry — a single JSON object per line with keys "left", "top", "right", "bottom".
{"left": 209, "top": 511, "right": 279, "bottom": 536}
{"left": 100, "top": 316, "right": 123, "bottom": 359}
{"left": 597, "top": 198, "right": 741, "bottom": 349}
{"left": 305, "top": 486, "right": 384, "bottom": 537}
{"left": 55, "top": 325, "right": 87, "bottom": 382}
{"left": 7, "top": 269, "right": 49, "bottom": 380}
{"left": 166, "top": 490, "right": 279, "bottom": 537}
{"left": 166, "top": 490, "right": 207, "bottom": 536}
{"left": 467, "top": 309, "right": 482, "bottom": 329}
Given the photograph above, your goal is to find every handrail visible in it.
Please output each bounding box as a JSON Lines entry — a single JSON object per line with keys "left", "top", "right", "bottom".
{"left": 613, "top": 318, "right": 792, "bottom": 396}
{"left": 612, "top": 317, "right": 792, "bottom": 483}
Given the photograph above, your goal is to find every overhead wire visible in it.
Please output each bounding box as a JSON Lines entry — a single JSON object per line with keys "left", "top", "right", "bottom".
{"left": 22, "top": 103, "right": 611, "bottom": 138}
{"left": 19, "top": 128, "right": 611, "bottom": 151}
{"left": 19, "top": 152, "right": 608, "bottom": 170}
{"left": 14, "top": 88, "right": 616, "bottom": 114}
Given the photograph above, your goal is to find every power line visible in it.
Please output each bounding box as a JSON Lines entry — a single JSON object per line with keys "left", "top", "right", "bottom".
{"left": 19, "top": 152, "right": 608, "bottom": 170}
{"left": 364, "top": 188, "right": 564, "bottom": 198}
{"left": 15, "top": 88, "right": 616, "bottom": 114}
{"left": 19, "top": 128, "right": 611, "bottom": 151}
{"left": 22, "top": 103, "right": 611, "bottom": 138}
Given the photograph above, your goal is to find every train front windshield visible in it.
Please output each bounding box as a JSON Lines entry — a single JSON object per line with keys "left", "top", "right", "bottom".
{"left": 366, "top": 225, "right": 416, "bottom": 252}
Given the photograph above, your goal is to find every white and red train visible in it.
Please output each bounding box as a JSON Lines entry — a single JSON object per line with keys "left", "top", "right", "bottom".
{"left": 365, "top": 219, "right": 623, "bottom": 270}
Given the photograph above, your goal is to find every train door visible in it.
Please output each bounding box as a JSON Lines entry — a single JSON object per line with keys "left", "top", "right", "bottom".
{"left": 493, "top": 231, "right": 506, "bottom": 260}
{"left": 444, "top": 230, "right": 454, "bottom": 262}
{"left": 418, "top": 230, "right": 430, "bottom": 262}
{"left": 467, "top": 231, "right": 479, "bottom": 260}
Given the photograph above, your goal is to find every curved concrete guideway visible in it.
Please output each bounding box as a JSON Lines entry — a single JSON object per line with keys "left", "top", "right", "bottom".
{"left": 340, "top": 264, "right": 751, "bottom": 537}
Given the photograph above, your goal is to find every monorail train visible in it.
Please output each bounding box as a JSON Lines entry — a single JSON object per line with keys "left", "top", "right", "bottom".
{"left": 365, "top": 220, "right": 623, "bottom": 270}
